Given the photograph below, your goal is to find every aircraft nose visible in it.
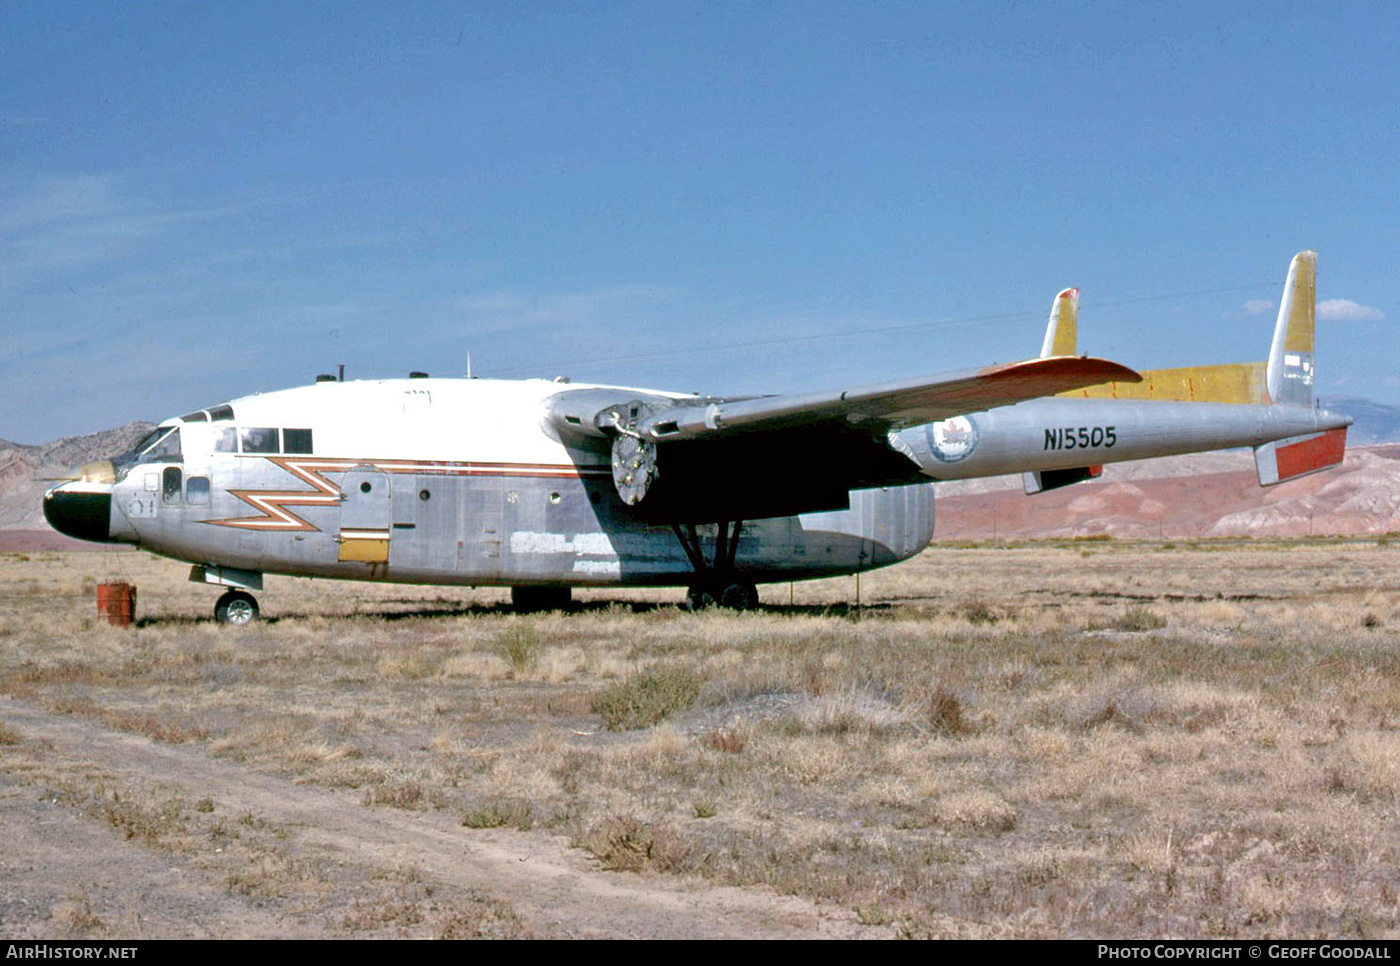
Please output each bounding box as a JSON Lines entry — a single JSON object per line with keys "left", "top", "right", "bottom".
{"left": 43, "top": 483, "right": 113, "bottom": 543}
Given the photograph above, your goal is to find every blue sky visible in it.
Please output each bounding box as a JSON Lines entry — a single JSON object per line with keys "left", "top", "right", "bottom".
{"left": 2, "top": 1, "right": 1395, "bottom": 443}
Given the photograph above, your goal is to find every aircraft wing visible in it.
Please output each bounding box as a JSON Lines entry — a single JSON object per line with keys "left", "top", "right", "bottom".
{"left": 545, "top": 356, "right": 1140, "bottom": 522}
{"left": 615, "top": 356, "right": 1141, "bottom": 442}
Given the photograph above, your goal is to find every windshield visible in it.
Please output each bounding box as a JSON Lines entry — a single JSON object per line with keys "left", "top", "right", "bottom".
{"left": 107, "top": 425, "right": 182, "bottom": 482}
{"left": 120, "top": 426, "right": 182, "bottom": 466}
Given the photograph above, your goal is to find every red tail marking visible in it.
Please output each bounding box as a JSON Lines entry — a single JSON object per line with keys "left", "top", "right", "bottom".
{"left": 1275, "top": 428, "right": 1347, "bottom": 481}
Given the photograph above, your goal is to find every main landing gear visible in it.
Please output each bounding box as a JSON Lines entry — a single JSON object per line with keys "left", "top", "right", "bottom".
{"left": 511, "top": 586, "right": 572, "bottom": 612}
{"left": 673, "top": 521, "right": 758, "bottom": 611}
{"left": 214, "top": 590, "right": 260, "bottom": 625}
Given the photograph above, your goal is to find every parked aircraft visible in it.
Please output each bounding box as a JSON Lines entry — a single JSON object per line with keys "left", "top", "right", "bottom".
{"left": 44, "top": 252, "right": 1349, "bottom": 622}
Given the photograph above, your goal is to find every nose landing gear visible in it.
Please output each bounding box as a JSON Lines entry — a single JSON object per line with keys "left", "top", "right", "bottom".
{"left": 214, "top": 590, "right": 260, "bottom": 625}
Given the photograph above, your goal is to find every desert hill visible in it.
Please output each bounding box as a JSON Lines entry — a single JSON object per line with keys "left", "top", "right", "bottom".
{"left": 0, "top": 422, "right": 154, "bottom": 547}
{"left": 934, "top": 444, "right": 1400, "bottom": 540}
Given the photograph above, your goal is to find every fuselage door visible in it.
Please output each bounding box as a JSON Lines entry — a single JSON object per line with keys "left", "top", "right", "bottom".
{"left": 458, "top": 474, "right": 504, "bottom": 580}
{"left": 339, "top": 466, "right": 391, "bottom": 563}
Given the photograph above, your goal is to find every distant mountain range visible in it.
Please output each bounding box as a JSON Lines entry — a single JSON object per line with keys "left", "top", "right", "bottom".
{"left": 0, "top": 422, "right": 153, "bottom": 539}
{"left": 4, "top": 400, "right": 1400, "bottom": 549}
{"left": 1322, "top": 397, "right": 1400, "bottom": 446}
{"left": 935, "top": 444, "right": 1400, "bottom": 540}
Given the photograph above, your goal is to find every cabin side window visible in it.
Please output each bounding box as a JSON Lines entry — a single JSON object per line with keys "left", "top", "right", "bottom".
{"left": 283, "top": 428, "right": 313, "bottom": 454}
{"left": 212, "top": 426, "right": 312, "bottom": 455}
{"left": 186, "top": 476, "right": 211, "bottom": 505}
{"left": 240, "top": 427, "right": 279, "bottom": 454}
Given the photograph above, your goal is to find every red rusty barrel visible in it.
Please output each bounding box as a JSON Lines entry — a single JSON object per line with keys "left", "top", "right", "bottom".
{"left": 96, "top": 582, "right": 136, "bottom": 627}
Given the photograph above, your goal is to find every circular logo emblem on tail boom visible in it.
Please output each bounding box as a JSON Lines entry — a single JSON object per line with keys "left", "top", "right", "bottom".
{"left": 926, "top": 415, "right": 979, "bottom": 463}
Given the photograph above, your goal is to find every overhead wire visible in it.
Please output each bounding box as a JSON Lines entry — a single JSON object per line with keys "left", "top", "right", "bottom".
{"left": 485, "top": 280, "right": 1276, "bottom": 378}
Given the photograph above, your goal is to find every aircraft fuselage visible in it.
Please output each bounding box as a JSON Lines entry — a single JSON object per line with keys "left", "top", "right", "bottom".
{"left": 45, "top": 377, "right": 937, "bottom": 589}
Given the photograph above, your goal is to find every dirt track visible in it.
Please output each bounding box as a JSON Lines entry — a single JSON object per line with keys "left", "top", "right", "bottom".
{"left": 0, "top": 696, "right": 875, "bottom": 939}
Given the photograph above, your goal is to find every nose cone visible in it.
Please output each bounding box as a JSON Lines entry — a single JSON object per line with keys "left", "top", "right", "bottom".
{"left": 43, "top": 483, "right": 113, "bottom": 543}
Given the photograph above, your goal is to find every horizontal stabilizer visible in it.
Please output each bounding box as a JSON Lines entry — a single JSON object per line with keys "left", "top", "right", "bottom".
{"left": 1254, "top": 426, "right": 1347, "bottom": 486}
{"left": 1060, "top": 362, "right": 1266, "bottom": 404}
{"left": 1023, "top": 464, "right": 1102, "bottom": 495}
{"left": 1060, "top": 250, "right": 1318, "bottom": 407}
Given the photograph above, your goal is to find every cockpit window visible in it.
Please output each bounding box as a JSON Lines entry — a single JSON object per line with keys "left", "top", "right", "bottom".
{"left": 240, "top": 427, "right": 279, "bottom": 454}
{"left": 208, "top": 404, "right": 235, "bottom": 422}
{"left": 130, "top": 428, "right": 164, "bottom": 454}
{"left": 130, "top": 426, "right": 182, "bottom": 465}
{"left": 214, "top": 428, "right": 238, "bottom": 453}
{"left": 181, "top": 411, "right": 209, "bottom": 422}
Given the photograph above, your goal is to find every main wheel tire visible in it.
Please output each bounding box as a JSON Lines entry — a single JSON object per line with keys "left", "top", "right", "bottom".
{"left": 511, "top": 586, "right": 572, "bottom": 612}
{"left": 214, "top": 590, "right": 260, "bottom": 626}
{"left": 685, "top": 585, "right": 718, "bottom": 611}
{"left": 719, "top": 582, "right": 758, "bottom": 611}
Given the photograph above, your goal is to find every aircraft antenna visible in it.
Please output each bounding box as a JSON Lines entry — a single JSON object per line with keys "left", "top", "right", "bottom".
{"left": 467, "top": 352, "right": 473, "bottom": 379}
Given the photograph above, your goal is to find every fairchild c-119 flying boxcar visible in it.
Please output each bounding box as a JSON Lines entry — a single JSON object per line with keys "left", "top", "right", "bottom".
{"left": 45, "top": 252, "right": 1350, "bottom": 622}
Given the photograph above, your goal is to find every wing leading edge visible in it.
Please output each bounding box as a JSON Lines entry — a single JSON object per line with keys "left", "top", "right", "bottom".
{"left": 584, "top": 355, "right": 1141, "bottom": 443}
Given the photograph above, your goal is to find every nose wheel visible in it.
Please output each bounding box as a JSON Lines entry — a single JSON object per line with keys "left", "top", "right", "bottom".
{"left": 214, "top": 590, "right": 260, "bottom": 625}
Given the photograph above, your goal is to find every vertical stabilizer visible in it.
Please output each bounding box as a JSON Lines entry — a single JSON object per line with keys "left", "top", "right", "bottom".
{"left": 1040, "top": 288, "right": 1079, "bottom": 358}
{"left": 1254, "top": 250, "right": 1346, "bottom": 484}
{"left": 1265, "top": 250, "right": 1316, "bottom": 406}
{"left": 1027, "top": 286, "right": 1085, "bottom": 494}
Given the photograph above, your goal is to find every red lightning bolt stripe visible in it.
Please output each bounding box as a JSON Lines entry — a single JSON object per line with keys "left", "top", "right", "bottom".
{"left": 205, "top": 457, "right": 347, "bottom": 532}
{"left": 204, "top": 457, "right": 611, "bottom": 532}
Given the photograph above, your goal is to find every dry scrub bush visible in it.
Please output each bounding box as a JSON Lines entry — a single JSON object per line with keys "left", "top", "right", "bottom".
{"left": 1117, "top": 605, "right": 1167, "bottom": 632}
{"left": 787, "top": 688, "right": 909, "bottom": 735}
{"left": 495, "top": 624, "right": 542, "bottom": 675}
{"left": 1327, "top": 732, "right": 1400, "bottom": 801}
{"left": 927, "top": 687, "right": 973, "bottom": 735}
{"left": 931, "top": 789, "right": 1017, "bottom": 831}
{"left": 460, "top": 799, "right": 534, "bottom": 830}
{"left": 103, "top": 794, "right": 188, "bottom": 844}
{"left": 362, "top": 777, "right": 447, "bottom": 810}
{"left": 51, "top": 896, "right": 105, "bottom": 938}
{"left": 703, "top": 725, "right": 748, "bottom": 753}
{"left": 591, "top": 666, "right": 700, "bottom": 730}
{"left": 958, "top": 597, "right": 1000, "bottom": 625}
{"left": 435, "top": 894, "right": 530, "bottom": 939}
{"left": 572, "top": 814, "right": 693, "bottom": 873}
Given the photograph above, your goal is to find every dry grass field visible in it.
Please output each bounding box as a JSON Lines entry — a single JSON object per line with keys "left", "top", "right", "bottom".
{"left": 2, "top": 538, "right": 1399, "bottom": 938}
